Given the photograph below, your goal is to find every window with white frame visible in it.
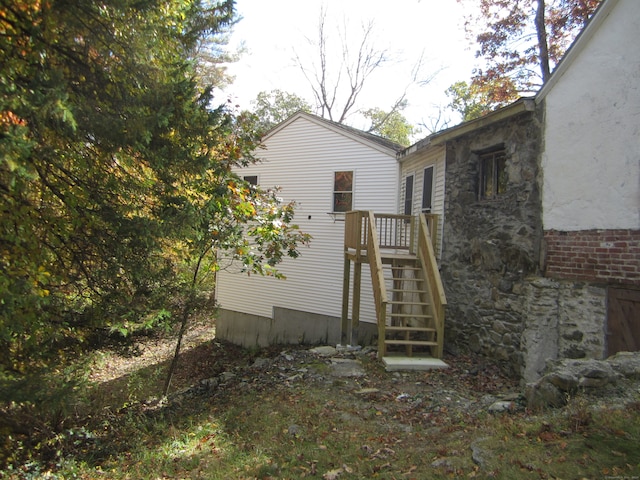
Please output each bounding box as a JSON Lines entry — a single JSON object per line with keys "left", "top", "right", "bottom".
{"left": 333, "top": 171, "right": 353, "bottom": 212}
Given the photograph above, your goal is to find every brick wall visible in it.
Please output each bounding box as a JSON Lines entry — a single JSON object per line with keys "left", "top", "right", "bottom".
{"left": 544, "top": 229, "right": 640, "bottom": 285}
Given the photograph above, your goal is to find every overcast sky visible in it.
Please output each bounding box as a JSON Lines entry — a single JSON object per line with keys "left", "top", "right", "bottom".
{"left": 221, "top": 0, "right": 480, "bottom": 134}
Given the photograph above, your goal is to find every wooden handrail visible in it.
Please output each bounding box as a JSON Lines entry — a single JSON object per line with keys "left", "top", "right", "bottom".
{"left": 365, "top": 212, "right": 388, "bottom": 355}
{"left": 372, "top": 213, "right": 413, "bottom": 251}
{"left": 345, "top": 212, "right": 430, "bottom": 254}
{"left": 423, "top": 213, "right": 439, "bottom": 252}
{"left": 417, "top": 213, "right": 447, "bottom": 358}
{"left": 344, "top": 211, "right": 365, "bottom": 251}
{"left": 344, "top": 210, "right": 446, "bottom": 358}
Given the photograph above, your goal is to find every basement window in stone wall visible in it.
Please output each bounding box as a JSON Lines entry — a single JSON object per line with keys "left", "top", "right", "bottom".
{"left": 478, "top": 148, "right": 507, "bottom": 200}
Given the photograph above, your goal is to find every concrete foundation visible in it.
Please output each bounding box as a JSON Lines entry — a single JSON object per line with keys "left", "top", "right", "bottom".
{"left": 216, "top": 306, "right": 377, "bottom": 348}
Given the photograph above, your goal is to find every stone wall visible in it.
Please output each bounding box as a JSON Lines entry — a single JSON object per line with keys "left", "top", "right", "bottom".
{"left": 440, "top": 109, "right": 543, "bottom": 378}
{"left": 521, "top": 277, "right": 607, "bottom": 383}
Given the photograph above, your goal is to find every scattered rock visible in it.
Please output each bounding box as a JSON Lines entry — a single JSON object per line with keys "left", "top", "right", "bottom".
{"left": 311, "top": 346, "right": 338, "bottom": 357}
{"left": 199, "top": 377, "right": 218, "bottom": 389}
{"left": 470, "top": 438, "right": 489, "bottom": 467}
{"left": 336, "top": 344, "right": 362, "bottom": 353}
{"left": 220, "top": 371, "right": 236, "bottom": 381}
{"left": 488, "top": 401, "right": 515, "bottom": 413}
{"left": 251, "top": 357, "right": 270, "bottom": 369}
{"left": 330, "top": 358, "right": 365, "bottom": 377}
{"left": 431, "top": 458, "right": 451, "bottom": 468}
{"left": 354, "top": 388, "right": 380, "bottom": 395}
{"left": 609, "top": 351, "right": 640, "bottom": 378}
{"left": 280, "top": 352, "right": 294, "bottom": 361}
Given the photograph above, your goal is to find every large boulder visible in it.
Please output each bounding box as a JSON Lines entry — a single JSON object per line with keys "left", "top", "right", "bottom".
{"left": 525, "top": 352, "right": 640, "bottom": 410}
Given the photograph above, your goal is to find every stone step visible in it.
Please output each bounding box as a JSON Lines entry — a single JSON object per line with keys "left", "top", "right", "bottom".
{"left": 382, "top": 356, "right": 449, "bottom": 372}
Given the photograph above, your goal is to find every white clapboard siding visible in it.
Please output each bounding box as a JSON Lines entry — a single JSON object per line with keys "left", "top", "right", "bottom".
{"left": 216, "top": 113, "right": 400, "bottom": 324}
{"left": 399, "top": 144, "right": 446, "bottom": 258}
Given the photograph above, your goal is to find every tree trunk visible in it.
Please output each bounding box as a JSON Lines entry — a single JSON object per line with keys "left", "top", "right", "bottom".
{"left": 536, "top": 0, "right": 551, "bottom": 82}
{"left": 162, "top": 294, "right": 194, "bottom": 397}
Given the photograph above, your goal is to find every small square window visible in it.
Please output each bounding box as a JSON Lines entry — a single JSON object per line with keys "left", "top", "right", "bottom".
{"left": 479, "top": 149, "right": 507, "bottom": 200}
{"left": 243, "top": 175, "right": 258, "bottom": 186}
{"left": 333, "top": 171, "right": 353, "bottom": 212}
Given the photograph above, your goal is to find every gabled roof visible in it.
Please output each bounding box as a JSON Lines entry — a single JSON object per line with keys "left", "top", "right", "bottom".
{"left": 536, "top": 0, "right": 618, "bottom": 102}
{"left": 398, "top": 98, "right": 536, "bottom": 160}
{"left": 262, "top": 111, "right": 404, "bottom": 156}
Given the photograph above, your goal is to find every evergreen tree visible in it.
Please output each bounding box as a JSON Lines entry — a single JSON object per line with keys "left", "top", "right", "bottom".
{"left": 0, "top": 0, "right": 308, "bottom": 373}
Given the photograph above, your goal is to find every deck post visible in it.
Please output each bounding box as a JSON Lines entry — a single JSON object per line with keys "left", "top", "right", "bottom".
{"left": 341, "top": 255, "right": 351, "bottom": 346}
{"left": 350, "top": 261, "right": 362, "bottom": 343}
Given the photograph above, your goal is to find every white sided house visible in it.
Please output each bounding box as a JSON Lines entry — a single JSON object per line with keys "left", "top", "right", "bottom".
{"left": 396, "top": 139, "right": 446, "bottom": 258}
{"left": 215, "top": 112, "right": 402, "bottom": 347}
{"left": 534, "top": 0, "right": 640, "bottom": 359}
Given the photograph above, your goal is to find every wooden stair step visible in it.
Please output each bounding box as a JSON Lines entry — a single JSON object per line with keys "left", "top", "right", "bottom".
{"left": 389, "top": 266, "right": 420, "bottom": 271}
{"left": 389, "top": 288, "right": 425, "bottom": 293}
{"left": 388, "top": 313, "right": 432, "bottom": 319}
{"left": 384, "top": 340, "right": 438, "bottom": 346}
{"left": 387, "top": 277, "right": 424, "bottom": 281}
{"left": 388, "top": 300, "right": 430, "bottom": 306}
{"left": 380, "top": 255, "right": 417, "bottom": 264}
{"left": 386, "top": 326, "right": 436, "bottom": 333}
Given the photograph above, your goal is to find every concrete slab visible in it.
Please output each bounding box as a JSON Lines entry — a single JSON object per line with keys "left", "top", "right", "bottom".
{"left": 382, "top": 356, "right": 449, "bottom": 372}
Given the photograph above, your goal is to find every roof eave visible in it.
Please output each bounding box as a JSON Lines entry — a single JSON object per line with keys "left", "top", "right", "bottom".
{"left": 398, "top": 98, "right": 536, "bottom": 160}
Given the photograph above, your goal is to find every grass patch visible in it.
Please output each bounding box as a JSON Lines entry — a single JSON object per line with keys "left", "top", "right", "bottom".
{"left": 2, "top": 339, "right": 639, "bottom": 479}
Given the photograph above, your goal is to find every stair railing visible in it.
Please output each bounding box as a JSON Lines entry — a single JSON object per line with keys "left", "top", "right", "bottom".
{"left": 417, "top": 213, "right": 447, "bottom": 358}
{"left": 365, "top": 211, "right": 389, "bottom": 356}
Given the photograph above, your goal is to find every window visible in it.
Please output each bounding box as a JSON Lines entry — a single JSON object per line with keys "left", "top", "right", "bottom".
{"left": 421, "top": 166, "right": 434, "bottom": 213}
{"left": 403, "top": 174, "right": 414, "bottom": 215}
{"left": 333, "top": 171, "right": 353, "bottom": 212}
{"left": 479, "top": 148, "right": 507, "bottom": 200}
{"left": 243, "top": 175, "right": 258, "bottom": 186}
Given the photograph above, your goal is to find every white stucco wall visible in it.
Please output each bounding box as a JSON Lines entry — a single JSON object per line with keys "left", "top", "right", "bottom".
{"left": 541, "top": 0, "right": 640, "bottom": 231}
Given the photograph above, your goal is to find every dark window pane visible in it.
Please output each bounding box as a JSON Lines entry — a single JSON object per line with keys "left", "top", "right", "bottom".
{"left": 479, "top": 149, "right": 506, "bottom": 200}
{"left": 422, "top": 166, "right": 434, "bottom": 212}
{"left": 334, "top": 171, "right": 353, "bottom": 192}
{"left": 496, "top": 153, "right": 507, "bottom": 195}
{"left": 404, "top": 175, "right": 414, "bottom": 215}
{"left": 334, "top": 193, "right": 352, "bottom": 212}
{"left": 243, "top": 175, "right": 258, "bottom": 186}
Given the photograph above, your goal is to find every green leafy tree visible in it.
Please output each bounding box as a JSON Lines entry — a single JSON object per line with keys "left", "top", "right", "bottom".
{"left": 458, "top": 0, "right": 601, "bottom": 108}
{"left": 0, "top": 0, "right": 308, "bottom": 376}
{"left": 362, "top": 107, "right": 416, "bottom": 147}
{"left": 445, "top": 79, "right": 517, "bottom": 121}
{"left": 248, "top": 89, "right": 313, "bottom": 135}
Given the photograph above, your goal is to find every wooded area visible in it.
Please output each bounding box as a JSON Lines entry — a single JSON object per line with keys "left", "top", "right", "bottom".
{"left": 0, "top": 0, "right": 308, "bottom": 376}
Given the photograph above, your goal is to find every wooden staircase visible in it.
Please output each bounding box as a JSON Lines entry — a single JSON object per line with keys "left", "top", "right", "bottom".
{"left": 342, "top": 211, "right": 446, "bottom": 365}
{"left": 382, "top": 254, "right": 439, "bottom": 357}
